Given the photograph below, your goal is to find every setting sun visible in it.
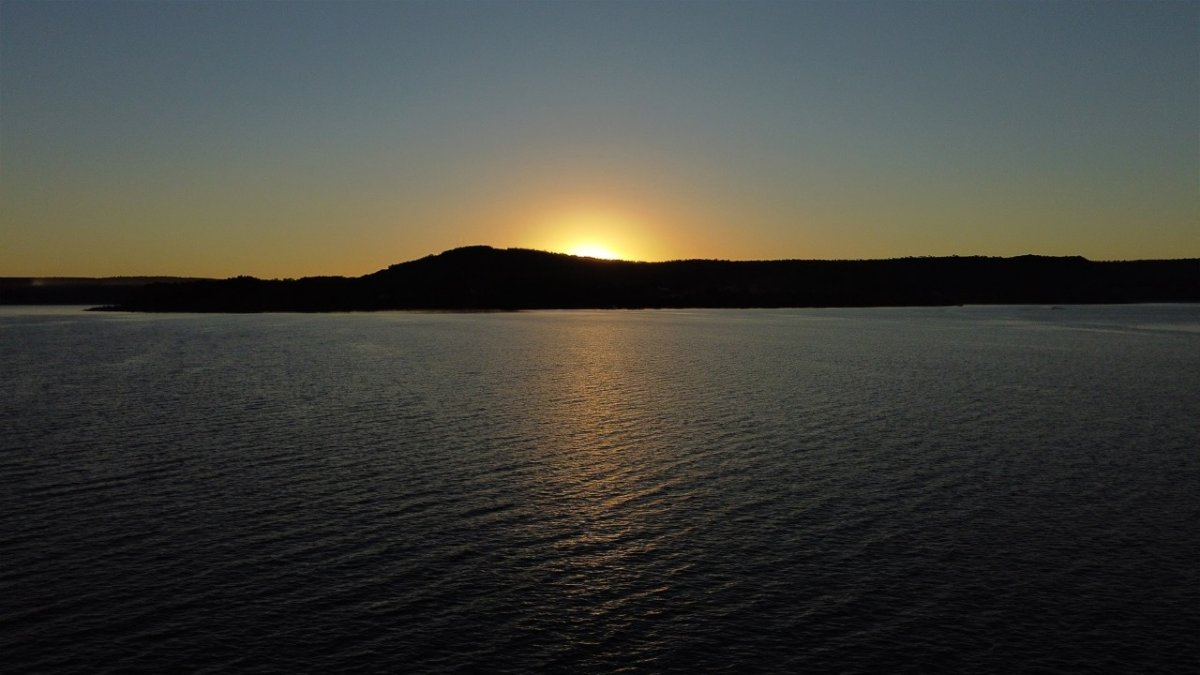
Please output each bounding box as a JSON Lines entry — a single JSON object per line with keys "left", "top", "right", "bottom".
{"left": 567, "top": 243, "right": 622, "bottom": 260}
{"left": 522, "top": 206, "right": 650, "bottom": 262}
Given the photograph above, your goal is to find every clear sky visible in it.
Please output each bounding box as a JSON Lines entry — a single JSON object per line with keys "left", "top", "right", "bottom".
{"left": 2, "top": 0, "right": 1196, "bottom": 277}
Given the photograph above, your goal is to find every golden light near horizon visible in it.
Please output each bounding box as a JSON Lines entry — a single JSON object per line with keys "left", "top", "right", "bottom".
{"left": 567, "top": 242, "right": 623, "bottom": 260}
{"left": 524, "top": 205, "right": 652, "bottom": 262}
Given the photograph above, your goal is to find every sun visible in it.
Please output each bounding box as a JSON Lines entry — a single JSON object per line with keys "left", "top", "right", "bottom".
{"left": 523, "top": 204, "right": 647, "bottom": 260}
{"left": 567, "top": 242, "right": 622, "bottom": 260}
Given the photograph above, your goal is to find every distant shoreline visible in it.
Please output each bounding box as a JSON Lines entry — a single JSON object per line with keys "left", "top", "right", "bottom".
{"left": 4, "top": 246, "right": 1198, "bottom": 312}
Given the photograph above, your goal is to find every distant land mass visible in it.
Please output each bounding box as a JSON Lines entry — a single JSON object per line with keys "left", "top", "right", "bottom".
{"left": 3, "top": 246, "right": 1198, "bottom": 311}
{"left": 0, "top": 276, "right": 206, "bottom": 306}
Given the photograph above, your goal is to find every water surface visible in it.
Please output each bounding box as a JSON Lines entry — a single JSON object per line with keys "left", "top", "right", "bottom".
{"left": 3, "top": 305, "right": 1198, "bottom": 673}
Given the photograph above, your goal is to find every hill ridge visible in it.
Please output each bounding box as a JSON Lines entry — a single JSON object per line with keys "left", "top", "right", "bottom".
{"left": 58, "top": 246, "right": 1198, "bottom": 312}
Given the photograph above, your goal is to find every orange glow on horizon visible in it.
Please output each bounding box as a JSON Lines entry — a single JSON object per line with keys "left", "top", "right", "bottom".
{"left": 566, "top": 242, "right": 623, "bottom": 260}
{"left": 520, "top": 204, "right": 659, "bottom": 262}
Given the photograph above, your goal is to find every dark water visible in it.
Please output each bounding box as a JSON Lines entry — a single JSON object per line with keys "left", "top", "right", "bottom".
{"left": 2, "top": 305, "right": 1198, "bottom": 673}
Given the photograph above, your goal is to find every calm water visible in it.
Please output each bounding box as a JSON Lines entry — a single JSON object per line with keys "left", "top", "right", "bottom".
{"left": 2, "top": 305, "right": 1198, "bottom": 673}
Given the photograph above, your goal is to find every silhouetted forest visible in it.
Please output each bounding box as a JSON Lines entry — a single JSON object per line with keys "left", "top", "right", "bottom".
{"left": 52, "top": 246, "right": 1198, "bottom": 312}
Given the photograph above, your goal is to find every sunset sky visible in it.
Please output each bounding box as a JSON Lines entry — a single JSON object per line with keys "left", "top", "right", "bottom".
{"left": 2, "top": 0, "right": 1197, "bottom": 278}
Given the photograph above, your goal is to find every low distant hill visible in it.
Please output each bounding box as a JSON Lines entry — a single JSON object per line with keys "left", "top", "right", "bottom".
{"left": 84, "top": 246, "right": 1200, "bottom": 312}
{"left": 0, "top": 277, "right": 205, "bottom": 306}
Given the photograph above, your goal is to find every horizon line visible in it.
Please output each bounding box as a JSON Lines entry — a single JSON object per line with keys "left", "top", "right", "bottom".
{"left": 6, "top": 245, "right": 1200, "bottom": 282}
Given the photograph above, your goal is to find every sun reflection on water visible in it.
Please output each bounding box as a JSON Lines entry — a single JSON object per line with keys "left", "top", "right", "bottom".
{"left": 510, "top": 314, "right": 687, "bottom": 613}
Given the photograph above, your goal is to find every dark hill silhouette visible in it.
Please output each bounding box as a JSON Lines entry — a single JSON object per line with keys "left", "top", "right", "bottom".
{"left": 90, "top": 246, "right": 1199, "bottom": 312}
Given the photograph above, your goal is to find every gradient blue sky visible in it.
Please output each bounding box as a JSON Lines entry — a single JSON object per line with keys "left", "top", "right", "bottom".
{"left": 2, "top": 0, "right": 1197, "bottom": 276}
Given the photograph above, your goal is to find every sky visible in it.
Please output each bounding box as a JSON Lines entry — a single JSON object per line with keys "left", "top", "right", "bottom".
{"left": 1, "top": 0, "right": 1197, "bottom": 277}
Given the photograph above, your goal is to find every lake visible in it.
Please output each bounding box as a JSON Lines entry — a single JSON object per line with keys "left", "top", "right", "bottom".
{"left": 2, "top": 305, "right": 1198, "bottom": 673}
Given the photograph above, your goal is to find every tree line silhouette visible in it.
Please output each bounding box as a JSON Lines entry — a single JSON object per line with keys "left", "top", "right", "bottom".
{"left": 4, "top": 247, "right": 1196, "bottom": 311}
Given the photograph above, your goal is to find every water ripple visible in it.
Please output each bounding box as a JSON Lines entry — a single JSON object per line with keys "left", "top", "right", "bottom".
{"left": 1, "top": 306, "right": 1198, "bottom": 673}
